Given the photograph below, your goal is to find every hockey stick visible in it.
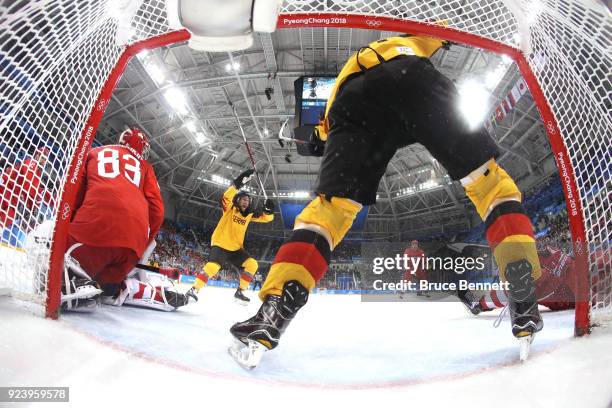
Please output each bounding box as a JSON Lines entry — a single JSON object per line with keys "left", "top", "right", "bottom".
{"left": 229, "top": 102, "right": 268, "bottom": 200}
{"left": 277, "top": 118, "right": 308, "bottom": 146}
{"left": 135, "top": 263, "right": 161, "bottom": 273}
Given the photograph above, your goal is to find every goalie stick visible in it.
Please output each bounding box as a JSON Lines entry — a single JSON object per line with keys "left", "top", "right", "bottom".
{"left": 135, "top": 263, "right": 162, "bottom": 273}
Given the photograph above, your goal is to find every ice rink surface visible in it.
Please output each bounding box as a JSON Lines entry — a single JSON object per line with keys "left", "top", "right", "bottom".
{"left": 1, "top": 287, "right": 611, "bottom": 407}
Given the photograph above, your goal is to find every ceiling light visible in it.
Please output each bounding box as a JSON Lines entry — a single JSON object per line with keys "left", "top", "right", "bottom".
{"left": 457, "top": 79, "right": 489, "bottom": 129}
{"left": 211, "top": 174, "right": 230, "bottom": 185}
{"left": 225, "top": 62, "right": 240, "bottom": 72}
{"left": 164, "top": 87, "right": 189, "bottom": 116}
{"left": 195, "top": 132, "right": 207, "bottom": 144}
{"left": 293, "top": 191, "right": 310, "bottom": 199}
{"left": 145, "top": 63, "right": 165, "bottom": 85}
{"left": 185, "top": 120, "right": 197, "bottom": 132}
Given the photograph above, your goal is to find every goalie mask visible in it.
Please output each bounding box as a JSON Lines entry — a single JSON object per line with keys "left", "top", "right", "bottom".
{"left": 119, "top": 127, "right": 150, "bottom": 159}
{"left": 165, "top": 0, "right": 282, "bottom": 51}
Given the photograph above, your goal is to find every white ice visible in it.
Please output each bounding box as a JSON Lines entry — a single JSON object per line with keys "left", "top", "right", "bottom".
{"left": 1, "top": 287, "right": 612, "bottom": 407}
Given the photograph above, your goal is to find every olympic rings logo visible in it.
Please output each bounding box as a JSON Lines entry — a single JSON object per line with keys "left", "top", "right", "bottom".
{"left": 546, "top": 121, "right": 557, "bottom": 135}
{"left": 366, "top": 20, "right": 382, "bottom": 27}
{"left": 97, "top": 98, "right": 109, "bottom": 112}
{"left": 60, "top": 203, "right": 71, "bottom": 220}
{"left": 574, "top": 238, "right": 584, "bottom": 255}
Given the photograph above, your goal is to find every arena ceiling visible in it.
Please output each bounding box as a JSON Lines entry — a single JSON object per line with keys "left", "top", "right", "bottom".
{"left": 97, "top": 27, "right": 557, "bottom": 239}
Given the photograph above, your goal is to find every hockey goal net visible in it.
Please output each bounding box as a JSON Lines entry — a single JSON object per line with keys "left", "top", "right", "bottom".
{"left": 0, "top": 1, "right": 609, "bottom": 332}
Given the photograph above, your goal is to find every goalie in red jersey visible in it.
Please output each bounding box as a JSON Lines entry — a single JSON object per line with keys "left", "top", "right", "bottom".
{"left": 457, "top": 240, "right": 576, "bottom": 314}
{"left": 62, "top": 127, "right": 185, "bottom": 312}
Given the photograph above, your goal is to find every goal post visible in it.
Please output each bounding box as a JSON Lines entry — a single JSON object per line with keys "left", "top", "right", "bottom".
{"left": 0, "top": 1, "right": 609, "bottom": 334}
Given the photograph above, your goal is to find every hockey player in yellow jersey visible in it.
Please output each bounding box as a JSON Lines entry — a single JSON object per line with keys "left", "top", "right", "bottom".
{"left": 230, "top": 33, "right": 542, "bottom": 368}
{"left": 187, "top": 169, "right": 274, "bottom": 305}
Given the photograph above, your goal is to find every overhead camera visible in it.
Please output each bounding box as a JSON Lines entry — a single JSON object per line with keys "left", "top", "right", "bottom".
{"left": 264, "top": 87, "right": 274, "bottom": 100}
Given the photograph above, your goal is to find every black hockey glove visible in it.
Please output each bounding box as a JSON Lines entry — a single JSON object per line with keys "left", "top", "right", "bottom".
{"left": 308, "top": 127, "right": 326, "bottom": 157}
{"left": 233, "top": 169, "right": 255, "bottom": 189}
{"left": 263, "top": 198, "right": 275, "bottom": 214}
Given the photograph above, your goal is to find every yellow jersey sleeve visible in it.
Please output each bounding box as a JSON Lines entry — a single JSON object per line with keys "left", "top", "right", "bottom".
{"left": 221, "top": 185, "right": 238, "bottom": 213}
{"left": 251, "top": 213, "right": 274, "bottom": 223}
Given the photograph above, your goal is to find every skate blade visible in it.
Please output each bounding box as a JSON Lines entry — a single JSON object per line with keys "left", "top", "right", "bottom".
{"left": 228, "top": 338, "right": 267, "bottom": 369}
{"left": 233, "top": 298, "right": 249, "bottom": 306}
{"left": 519, "top": 334, "right": 535, "bottom": 363}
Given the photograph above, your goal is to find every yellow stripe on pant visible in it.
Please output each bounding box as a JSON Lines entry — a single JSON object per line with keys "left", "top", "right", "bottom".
{"left": 239, "top": 257, "right": 258, "bottom": 290}
{"left": 259, "top": 263, "right": 316, "bottom": 300}
{"left": 462, "top": 159, "right": 540, "bottom": 281}
{"left": 259, "top": 195, "right": 360, "bottom": 300}
{"left": 463, "top": 160, "right": 521, "bottom": 220}
{"left": 194, "top": 261, "right": 221, "bottom": 290}
{"left": 295, "top": 195, "right": 362, "bottom": 249}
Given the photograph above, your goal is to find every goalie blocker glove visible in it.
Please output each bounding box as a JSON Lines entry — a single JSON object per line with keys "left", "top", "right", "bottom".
{"left": 233, "top": 169, "right": 255, "bottom": 189}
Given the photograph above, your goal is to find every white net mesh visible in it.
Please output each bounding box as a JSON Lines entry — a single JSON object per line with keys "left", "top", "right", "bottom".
{"left": 0, "top": 0, "right": 609, "bottom": 324}
{"left": 524, "top": 1, "right": 612, "bottom": 320}
{"left": 516, "top": 0, "right": 611, "bottom": 323}
{"left": 0, "top": 0, "right": 170, "bottom": 308}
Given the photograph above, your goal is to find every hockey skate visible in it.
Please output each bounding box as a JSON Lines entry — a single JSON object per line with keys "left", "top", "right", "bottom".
{"left": 505, "top": 259, "right": 543, "bottom": 362}
{"left": 456, "top": 289, "right": 491, "bottom": 315}
{"left": 229, "top": 281, "right": 308, "bottom": 369}
{"left": 165, "top": 290, "right": 189, "bottom": 309}
{"left": 233, "top": 288, "right": 250, "bottom": 305}
{"left": 61, "top": 251, "right": 102, "bottom": 311}
{"left": 186, "top": 287, "right": 199, "bottom": 302}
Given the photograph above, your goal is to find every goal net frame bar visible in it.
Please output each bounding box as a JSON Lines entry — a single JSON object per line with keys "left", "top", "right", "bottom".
{"left": 45, "top": 14, "right": 590, "bottom": 336}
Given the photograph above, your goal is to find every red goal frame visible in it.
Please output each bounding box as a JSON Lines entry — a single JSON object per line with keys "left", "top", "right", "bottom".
{"left": 46, "top": 15, "right": 591, "bottom": 336}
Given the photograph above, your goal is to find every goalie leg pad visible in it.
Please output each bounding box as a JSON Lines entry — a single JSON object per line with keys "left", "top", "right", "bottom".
{"left": 62, "top": 243, "right": 102, "bottom": 311}
{"left": 111, "top": 278, "right": 187, "bottom": 311}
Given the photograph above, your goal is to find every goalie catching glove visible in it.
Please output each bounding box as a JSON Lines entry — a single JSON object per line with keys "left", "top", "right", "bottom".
{"left": 233, "top": 169, "right": 255, "bottom": 189}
